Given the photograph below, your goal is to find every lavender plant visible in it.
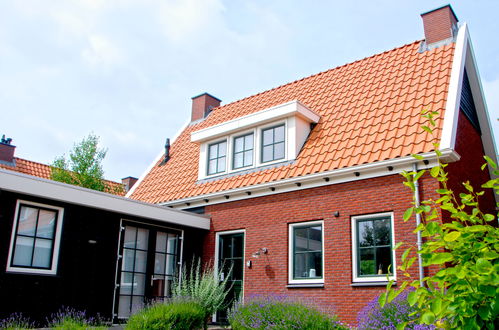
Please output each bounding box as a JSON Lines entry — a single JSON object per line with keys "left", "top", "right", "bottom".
{"left": 48, "top": 307, "right": 107, "bottom": 330}
{"left": 0, "top": 313, "right": 35, "bottom": 330}
{"left": 228, "top": 295, "right": 348, "bottom": 329}
{"left": 357, "top": 290, "right": 435, "bottom": 330}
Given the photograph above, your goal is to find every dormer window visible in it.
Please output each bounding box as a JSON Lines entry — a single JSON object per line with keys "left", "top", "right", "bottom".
{"left": 261, "top": 124, "right": 285, "bottom": 163}
{"left": 233, "top": 133, "right": 254, "bottom": 169}
{"left": 192, "top": 100, "right": 320, "bottom": 180}
{"left": 207, "top": 140, "right": 227, "bottom": 175}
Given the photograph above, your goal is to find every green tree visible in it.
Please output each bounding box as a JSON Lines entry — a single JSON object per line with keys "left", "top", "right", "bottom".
{"left": 381, "top": 110, "right": 499, "bottom": 329}
{"left": 51, "top": 134, "right": 111, "bottom": 192}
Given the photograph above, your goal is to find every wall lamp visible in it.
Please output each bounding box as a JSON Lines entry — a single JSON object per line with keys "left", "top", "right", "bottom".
{"left": 252, "top": 247, "right": 268, "bottom": 258}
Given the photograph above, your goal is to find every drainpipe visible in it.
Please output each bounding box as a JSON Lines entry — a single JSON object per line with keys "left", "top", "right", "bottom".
{"left": 413, "top": 163, "right": 425, "bottom": 286}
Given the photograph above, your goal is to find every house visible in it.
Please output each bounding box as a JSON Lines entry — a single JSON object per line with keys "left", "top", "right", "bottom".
{"left": 0, "top": 138, "right": 210, "bottom": 324}
{"left": 128, "top": 5, "right": 497, "bottom": 325}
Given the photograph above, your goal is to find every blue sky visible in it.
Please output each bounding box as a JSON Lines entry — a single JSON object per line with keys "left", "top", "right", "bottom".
{"left": 1, "top": 0, "right": 498, "bottom": 182}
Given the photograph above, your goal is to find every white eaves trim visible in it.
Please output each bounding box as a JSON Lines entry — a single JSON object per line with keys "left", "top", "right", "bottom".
{"left": 164, "top": 149, "right": 460, "bottom": 209}
{"left": 0, "top": 168, "right": 210, "bottom": 230}
{"left": 191, "top": 100, "right": 320, "bottom": 143}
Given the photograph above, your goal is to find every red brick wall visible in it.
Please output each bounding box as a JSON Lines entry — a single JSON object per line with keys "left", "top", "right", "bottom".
{"left": 202, "top": 173, "right": 440, "bottom": 326}
{"left": 421, "top": 6, "right": 457, "bottom": 45}
{"left": 445, "top": 111, "right": 496, "bottom": 218}
{"left": 191, "top": 93, "right": 221, "bottom": 122}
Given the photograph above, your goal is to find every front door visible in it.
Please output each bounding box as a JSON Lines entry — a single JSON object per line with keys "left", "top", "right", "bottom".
{"left": 217, "top": 232, "right": 244, "bottom": 323}
{"left": 115, "top": 224, "right": 181, "bottom": 319}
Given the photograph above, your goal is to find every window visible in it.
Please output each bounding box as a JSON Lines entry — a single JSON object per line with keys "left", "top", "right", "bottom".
{"left": 207, "top": 140, "right": 227, "bottom": 175}
{"left": 261, "top": 124, "right": 285, "bottom": 163}
{"left": 7, "top": 200, "right": 64, "bottom": 275}
{"left": 351, "top": 213, "right": 395, "bottom": 283}
{"left": 233, "top": 133, "right": 254, "bottom": 169}
{"left": 288, "top": 220, "right": 324, "bottom": 284}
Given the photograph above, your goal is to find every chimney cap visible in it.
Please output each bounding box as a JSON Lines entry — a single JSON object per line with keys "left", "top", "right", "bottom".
{"left": 421, "top": 4, "right": 458, "bottom": 22}
{"left": 191, "top": 92, "right": 222, "bottom": 102}
{"left": 121, "top": 176, "right": 138, "bottom": 180}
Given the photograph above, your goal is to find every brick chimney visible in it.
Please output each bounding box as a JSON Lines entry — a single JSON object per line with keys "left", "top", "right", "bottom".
{"left": 421, "top": 5, "right": 458, "bottom": 46}
{"left": 191, "top": 93, "right": 221, "bottom": 122}
{"left": 0, "top": 135, "right": 15, "bottom": 164}
{"left": 122, "top": 176, "right": 138, "bottom": 192}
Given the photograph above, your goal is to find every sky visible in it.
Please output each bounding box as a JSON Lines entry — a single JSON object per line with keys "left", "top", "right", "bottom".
{"left": 1, "top": 0, "right": 498, "bottom": 182}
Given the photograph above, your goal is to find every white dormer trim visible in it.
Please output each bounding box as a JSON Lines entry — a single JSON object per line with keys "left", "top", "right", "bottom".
{"left": 191, "top": 100, "right": 320, "bottom": 143}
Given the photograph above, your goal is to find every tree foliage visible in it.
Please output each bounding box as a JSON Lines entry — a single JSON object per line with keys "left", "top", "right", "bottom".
{"left": 381, "top": 110, "right": 499, "bottom": 329}
{"left": 51, "top": 134, "right": 113, "bottom": 192}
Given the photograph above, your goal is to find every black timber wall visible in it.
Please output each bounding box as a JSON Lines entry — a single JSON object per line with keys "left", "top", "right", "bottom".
{"left": 0, "top": 190, "right": 206, "bottom": 325}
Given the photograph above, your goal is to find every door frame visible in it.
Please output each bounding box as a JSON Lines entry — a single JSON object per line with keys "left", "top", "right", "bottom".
{"left": 213, "top": 229, "right": 246, "bottom": 322}
{"left": 111, "top": 218, "right": 185, "bottom": 321}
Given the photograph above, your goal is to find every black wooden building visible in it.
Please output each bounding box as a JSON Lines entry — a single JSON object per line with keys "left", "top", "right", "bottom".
{"left": 0, "top": 168, "right": 209, "bottom": 324}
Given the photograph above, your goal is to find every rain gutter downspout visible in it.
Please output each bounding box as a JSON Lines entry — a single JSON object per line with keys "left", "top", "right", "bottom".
{"left": 413, "top": 163, "right": 425, "bottom": 286}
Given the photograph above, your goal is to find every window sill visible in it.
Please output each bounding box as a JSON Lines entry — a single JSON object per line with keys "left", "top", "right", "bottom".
{"left": 287, "top": 283, "right": 324, "bottom": 288}
{"left": 351, "top": 281, "right": 396, "bottom": 287}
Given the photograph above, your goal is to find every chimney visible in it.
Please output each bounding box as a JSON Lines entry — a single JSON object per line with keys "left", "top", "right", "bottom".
{"left": 421, "top": 5, "right": 458, "bottom": 46}
{"left": 121, "top": 176, "right": 138, "bottom": 192}
{"left": 0, "top": 135, "right": 15, "bottom": 164}
{"left": 191, "top": 93, "right": 221, "bottom": 122}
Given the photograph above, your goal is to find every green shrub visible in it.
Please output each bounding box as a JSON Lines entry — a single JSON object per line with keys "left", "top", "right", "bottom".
{"left": 228, "top": 296, "right": 348, "bottom": 330}
{"left": 0, "top": 313, "right": 35, "bottom": 329}
{"left": 126, "top": 300, "right": 205, "bottom": 330}
{"left": 172, "top": 258, "right": 232, "bottom": 326}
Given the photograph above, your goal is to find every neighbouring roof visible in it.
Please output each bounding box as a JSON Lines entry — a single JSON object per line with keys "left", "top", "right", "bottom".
{"left": 131, "top": 40, "right": 455, "bottom": 204}
{"left": 0, "top": 157, "right": 126, "bottom": 196}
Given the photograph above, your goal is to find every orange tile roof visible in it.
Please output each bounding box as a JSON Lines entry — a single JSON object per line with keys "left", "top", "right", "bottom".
{"left": 131, "top": 41, "right": 455, "bottom": 204}
{"left": 0, "top": 157, "right": 125, "bottom": 196}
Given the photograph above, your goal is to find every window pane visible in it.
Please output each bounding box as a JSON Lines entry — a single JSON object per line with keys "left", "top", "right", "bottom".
{"left": 294, "top": 228, "right": 308, "bottom": 252}
{"left": 262, "top": 145, "right": 273, "bottom": 163}
{"left": 122, "top": 249, "right": 135, "bottom": 271}
{"left": 245, "top": 134, "right": 253, "bottom": 149}
{"left": 156, "top": 232, "right": 167, "bottom": 253}
{"left": 167, "top": 235, "right": 177, "bottom": 254}
{"left": 308, "top": 227, "right": 322, "bottom": 251}
{"left": 32, "top": 238, "right": 52, "bottom": 268}
{"left": 120, "top": 272, "right": 133, "bottom": 294}
{"left": 374, "top": 218, "right": 391, "bottom": 246}
{"left": 18, "top": 206, "right": 37, "bottom": 236}
{"left": 244, "top": 150, "right": 253, "bottom": 167}
{"left": 232, "top": 259, "right": 243, "bottom": 280}
{"left": 208, "top": 144, "right": 218, "bottom": 160}
{"left": 118, "top": 295, "right": 131, "bottom": 318}
{"left": 307, "top": 251, "right": 322, "bottom": 277}
{"left": 218, "top": 156, "right": 226, "bottom": 172}
{"left": 294, "top": 253, "right": 307, "bottom": 278}
{"left": 136, "top": 228, "right": 149, "bottom": 250}
{"left": 36, "top": 210, "right": 56, "bottom": 239}
{"left": 12, "top": 236, "right": 34, "bottom": 266}
{"left": 232, "top": 235, "right": 243, "bottom": 258}
{"left": 274, "top": 142, "right": 285, "bottom": 160}
{"left": 358, "top": 221, "right": 374, "bottom": 247}
{"left": 124, "top": 227, "right": 137, "bottom": 249}
{"left": 218, "top": 142, "right": 227, "bottom": 157}
{"left": 166, "top": 254, "right": 175, "bottom": 276}
{"left": 376, "top": 247, "right": 392, "bottom": 274}
{"left": 274, "top": 125, "right": 285, "bottom": 142}
{"left": 154, "top": 253, "right": 165, "bottom": 274}
{"left": 208, "top": 159, "right": 217, "bottom": 174}
{"left": 134, "top": 250, "right": 148, "bottom": 273}
{"left": 234, "top": 136, "right": 244, "bottom": 152}
{"left": 131, "top": 296, "right": 144, "bottom": 314}
{"left": 133, "top": 274, "right": 146, "bottom": 295}
{"left": 263, "top": 129, "right": 273, "bottom": 145}
{"left": 359, "top": 248, "right": 375, "bottom": 275}
{"left": 234, "top": 153, "right": 243, "bottom": 169}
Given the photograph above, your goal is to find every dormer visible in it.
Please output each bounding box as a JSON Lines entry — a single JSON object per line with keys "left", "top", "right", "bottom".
{"left": 191, "top": 100, "right": 320, "bottom": 180}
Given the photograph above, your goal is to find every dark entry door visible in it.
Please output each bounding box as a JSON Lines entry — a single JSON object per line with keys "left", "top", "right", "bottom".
{"left": 115, "top": 224, "right": 181, "bottom": 320}
{"left": 217, "top": 232, "right": 244, "bottom": 322}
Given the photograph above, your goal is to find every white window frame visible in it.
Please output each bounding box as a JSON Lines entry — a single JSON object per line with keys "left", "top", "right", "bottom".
{"left": 258, "top": 121, "right": 287, "bottom": 166}
{"left": 231, "top": 129, "right": 256, "bottom": 171}
{"left": 288, "top": 220, "right": 324, "bottom": 285}
{"left": 6, "top": 200, "right": 64, "bottom": 275}
{"left": 206, "top": 139, "right": 228, "bottom": 176}
{"left": 351, "top": 212, "right": 396, "bottom": 283}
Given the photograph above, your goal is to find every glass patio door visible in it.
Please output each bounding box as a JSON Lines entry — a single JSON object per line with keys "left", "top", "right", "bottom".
{"left": 116, "top": 224, "right": 180, "bottom": 319}
{"left": 217, "top": 232, "right": 244, "bottom": 323}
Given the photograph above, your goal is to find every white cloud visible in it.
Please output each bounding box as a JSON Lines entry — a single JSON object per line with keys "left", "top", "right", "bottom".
{"left": 82, "top": 34, "right": 124, "bottom": 68}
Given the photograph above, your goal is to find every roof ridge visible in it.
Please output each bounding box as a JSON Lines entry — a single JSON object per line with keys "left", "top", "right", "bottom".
{"left": 213, "top": 39, "right": 424, "bottom": 112}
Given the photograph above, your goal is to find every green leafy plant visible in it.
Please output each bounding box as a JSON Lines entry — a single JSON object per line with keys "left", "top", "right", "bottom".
{"left": 51, "top": 133, "right": 123, "bottom": 193}
{"left": 0, "top": 313, "right": 35, "bottom": 329}
{"left": 126, "top": 300, "right": 205, "bottom": 330}
{"left": 381, "top": 110, "right": 499, "bottom": 329}
{"left": 228, "top": 295, "right": 348, "bottom": 330}
{"left": 172, "top": 259, "right": 232, "bottom": 328}
{"left": 48, "top": 307, "right": 107, "bottom": 329}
